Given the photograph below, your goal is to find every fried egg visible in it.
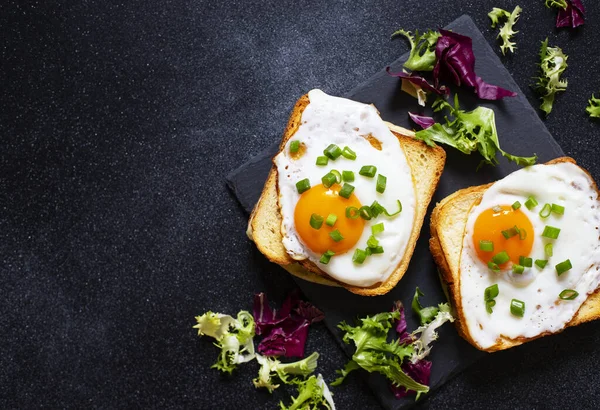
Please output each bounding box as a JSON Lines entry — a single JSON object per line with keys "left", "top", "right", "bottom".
{"left": 460, "top": 161, "right": 600, "bottom": 349}
{"left": 274, "top": 89, "right": 416, "bottom": 287}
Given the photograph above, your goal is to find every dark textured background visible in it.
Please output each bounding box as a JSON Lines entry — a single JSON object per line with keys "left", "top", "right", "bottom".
{"left": 1, "top": 1, "right": 600, "bottom": 409}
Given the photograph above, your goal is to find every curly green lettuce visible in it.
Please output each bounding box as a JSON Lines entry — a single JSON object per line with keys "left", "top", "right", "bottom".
{"left": 534, "top": 38, "right": 568, "bottom": 115}
{"left": 586, "top": 94, "right": 600, "bottom": 118}
{"left": 391, "top": 29, "right": 440, "bottom": 72}
{"left": 414, "top": 95, "right": 537, "bottom": 167}
{"left": 410, "top": 304, "right": 454, "bottom": 363}
{"left": 253, "top": 352, "right": 319, "bottom": 393}
{"left": 193, "top": 311, "right": 256, "bottom": 374}
{"left": 331, "top": 310, "right": 429, "bottom": 397}
{"left": 280, "top": 374, "right": 335, "bottom": 410}
{"left": 545, "top": 0, "right": 568, "bottom": 10}
{"left": 488, "top": 6, "right": 522, "bottom": 55}
{"left": 412, "top": 288, "right": 439, "bottom": 325}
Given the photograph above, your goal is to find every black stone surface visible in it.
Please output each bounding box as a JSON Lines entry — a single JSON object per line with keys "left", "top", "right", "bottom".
{"left": 1, "top": 1, "right": 600, "bottom": 409}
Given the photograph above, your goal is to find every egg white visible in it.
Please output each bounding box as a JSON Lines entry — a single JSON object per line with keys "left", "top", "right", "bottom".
{"left": 460, "top": 162, "right": 600, "bottom": 349}
{"left": 274, "top": 89, "right": 416, "bottom": 287}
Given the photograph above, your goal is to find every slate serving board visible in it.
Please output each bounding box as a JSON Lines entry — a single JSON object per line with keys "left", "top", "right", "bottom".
{"left": 227, "top": 15, "right": 563, "bottom": 410}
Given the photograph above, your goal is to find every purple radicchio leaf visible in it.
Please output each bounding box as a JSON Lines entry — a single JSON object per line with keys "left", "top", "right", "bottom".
{"left": 392, "top": 301, "right": 414, "bottom": 345}
{"left": 408, "top": 112, "right": 435, "bottom": 130}
{"left": 391, "top": 360, "right": 433, "bottom": 399}
{"left": 556, "top": 0, "right": 585, "bottom": 28}
{"left": 434, "top": 30, "right": 516, "bottom": 100}
{"left": 386, "top": 67, "right": 448, "bottom": 95}
{"left": 253, "top": 291, "right": 321, "bottom": 358}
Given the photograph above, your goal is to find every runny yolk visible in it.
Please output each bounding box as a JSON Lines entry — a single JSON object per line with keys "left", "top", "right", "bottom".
{"left": 472, "top": 205, "right": 534, "bottom": 267}
{"left": 294, "top": 184, "right": 365, "bottom": 255}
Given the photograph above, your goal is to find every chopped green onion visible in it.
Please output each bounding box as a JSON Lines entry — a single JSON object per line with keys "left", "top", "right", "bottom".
{"left": 359, "top": 206, "right": 372, "bottom": 220}
{"left": 290, "top": 140, "right": 300, "bottom": 153}
{"left": 484, "top": 284, "right": 499, "bottom": 301}
{"left": 376, "top": 174, "right": 387, "bottom": 194}
{"left": 542, "top": 226, "right": 561, "bottom": 239}
{"left": 492, "top": 251, "right": 510, "bottom": 265}
{"left": 545, "top": 243, "right": 553, "bottom": 257}
{"left": 551, "top": 204, "right": 565, "bottom": 215}
{"left": 316, "top": 156, "right": 329, "bottom": 166}
{"left": 352, "top": 249, "right": 367, "bottom": 264}
{"left": 319, "top": 250, "right": 335, "bottom": 264}
{"left": 325, "top": 214, "right": 337, "bottom": 227}
{"left": 342, "top": 170, "right": 354, "bottom": 182}
{"left": 296, "top": 178, "right": 311, "bottom": 194}
{"left": 322, "top": 172, "right": 337, "bottom": 188}
{"left": 559, "top": 289, "right": 579, "bottom": 300}
{"left": 535, "top": 259, "right": 548, "bottom": 269}
{"left": 339, "top": 183, "right": 355, "bottom": 199}
{"left": 510, "top": 299, "right": 525, "bottom": 317}
{"left": 486, "top": 299, "right": 496, "bottom": 314}
{"left": 556, "top": 259, "right": 572, "bottom": 276}
{"left": 367, "top": 235, "right": 379, "bottom": 248}
{"left": 492, "top": 205, "right": 502, "bottom": 213}
{"left": 518, "top": 228, "right": 527, "bottom": 240}
{"left": 330, "top": 169, "right": 341, "bottom": 183}
{"left": 479, "top": 240, "right": 494, "bottom": 252}
{"left": 502, "top": 227, "right": 519, "bottom": 239}
{"left": 370, "top": 246, "right": 384, "bottom": 254}
{"left": 323, "top": 144, "right": 342, "bottom": 160}
{"left": 371, "top": 222, "right": 385, "bottom": 235}
{"left": 525, "top": 196, "right": 538, "bottom": 210}
{"left": 512, "top": 264, "right": 525, "bottom": 274}
{"left": 329, "top": 229, "right": 344, "bottom": 242}
{"left": 488, "top": 261, "right": 500, "bottom": 272}
{"left": 365, "top": 247, "right": 372, "bottom": 256}
{"left": 370, "top": 200, "right": 402, "bottom": 218}
{"left": 345, "top": 206, "right": 359, "bottom": 219}
{"left": 519, "top": 256, "right": 533, "bottom": 268}
{"left": 341, "top": 146, "right": 357, "bottom": 160}
{"left": 539, "top": 203, "right": 551, "bottom": 218}
{"left": 512, "top": 201, "right": 522, "bottom": 210}
{"left": 359, "top": 165, "right": 377, "bottom": 178}
{"left": 310, "top": 214, "right": 324, "bottom": 230}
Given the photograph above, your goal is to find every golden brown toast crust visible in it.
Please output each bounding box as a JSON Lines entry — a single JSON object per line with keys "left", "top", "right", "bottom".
{"left": 248, "top": 93, "right": 446, "bottom": 295}
{"left": 430, "top": 157, "right": 600, "bottom": 352}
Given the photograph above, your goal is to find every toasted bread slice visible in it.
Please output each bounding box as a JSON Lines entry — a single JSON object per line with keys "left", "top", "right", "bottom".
{"left": 247, "top": 93, "right": 446, "bottom": 296}
{"left": 430, "top": 157, "right": 600, "bottom": 352}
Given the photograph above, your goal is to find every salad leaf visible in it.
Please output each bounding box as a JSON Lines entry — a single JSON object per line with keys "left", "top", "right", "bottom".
{"left": 587, "top": 94, "right": 600, "bottom": 118}
{"left": 253, "top": 292, "right": 324, "bottom": 357}
{"left": 488, "top": 6, "right": 522, "bottom": 55}
{"left": 434, "top": 30, "right": 517, "bottom": 100}
{"left": 414, "top": 95, "right": 538, "bottom": 167}
{"left": 411, "top": 304, "right": 454, "bottom": 363}
{"left": 393, "top": 301, "right": 414, "bottom": 345}
{"left": 331, "top": 310, "right": 429, "bottom": 396}
{"left": 545, "top": 0, "right": 585, "bottom": 28}
{"left": 253, "top": 352, "right": 319, "bottom": 393}
{"left": 391, "top": 360, "right": 432, "bottom": 399}
{"left": 386, "top": 67, "right": 448, "bottom": 96}
{"left": 391, "top": 29, "right": 440, "bottom": 72}
{"left": 412, "top": 288, "right": 439, "bottom": 325}
{"left": 280, "top": 374, "right": 336, "bottom": 410}
{"left": 408, "top": 112, "right": 435, "bottom": 129}
{"left": 534, "top": 38, "right": 568, "bottom": 115}
{"left": 193, "top": 310, "right": 256, "bottom": 374}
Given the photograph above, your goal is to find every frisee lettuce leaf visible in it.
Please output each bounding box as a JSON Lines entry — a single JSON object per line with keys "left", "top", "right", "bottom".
{"left": 253, "top": 352, "right": 319, "bottom": 393}
{"left": 331, "top": 310, "right": 429, "bottom": 396}
{"left": 391, "top": 29, "right": 440, "bottom": 72}
{"left": 534, "top": 38, "right": 568, "bottom": 115}
{"left": 412, "top": 288, "right": 440, "bottom": 325}
{"left": 545, "top": 0, "right": 568, "bottom": 9}
{"left": 193, "top": 311, "right": 256, "bottom": 374}
{"left": 586, "top": 94, "right": 600, "bottom": 118}
{"left": 280, "top": 374, "right": 335, "bottom": 410}
{"left": 488, "top": 6, "right": 522, "bottom": 55}
{"left": 414, "top": 95, "right": 537, "bottom": 167}
{"left": 410, "top": 304, "right": 454, "bottom": 363}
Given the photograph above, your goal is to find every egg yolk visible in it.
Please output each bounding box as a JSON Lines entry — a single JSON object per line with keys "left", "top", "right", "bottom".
{"left": 294, "top": 184, "right": 365, "bottom": 255}
{"left": 472, "top": 205, "right": 534, "bottom": 267}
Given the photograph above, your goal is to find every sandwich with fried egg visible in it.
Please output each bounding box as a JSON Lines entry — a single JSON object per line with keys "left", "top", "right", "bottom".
{"left": 430, "top": 157, "right": 600, "bottom": 351}
{"left": 247, "top": 89, "right": 446, "bottom": 296}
